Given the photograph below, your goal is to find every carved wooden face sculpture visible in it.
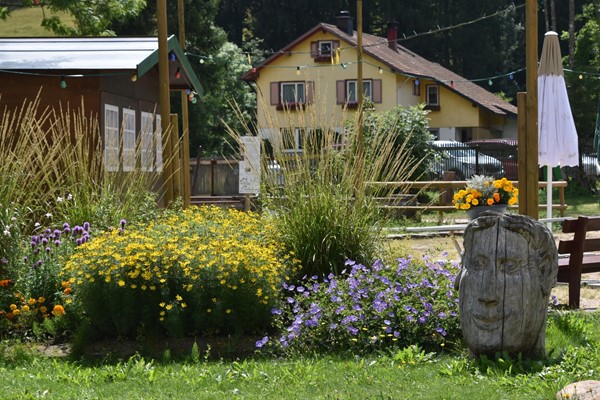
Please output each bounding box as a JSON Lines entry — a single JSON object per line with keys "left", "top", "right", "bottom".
{"left": 457, "top": 214, "right": 557, "bottom": 357}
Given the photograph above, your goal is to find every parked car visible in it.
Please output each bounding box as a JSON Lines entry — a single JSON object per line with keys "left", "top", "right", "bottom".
{"left": 467, "top": 139, "right": 518, "bottom": 180}
{"left": 563, "top": 154, "right": 600, "bottom": 178}
{"left": 468, "top": 138, "right": 600, "bottom": 179}
{"left": 429, "top": 140, "right": 504, "bottom": 179}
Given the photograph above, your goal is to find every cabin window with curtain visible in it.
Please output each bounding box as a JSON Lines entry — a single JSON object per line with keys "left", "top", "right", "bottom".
{"left": 155, "top": 115, "right": 163, "bottom": 172}
{"left": 140, "top": 111, "right": 154, "bottom": 172}
{"left": 122, "top": 109, "right": 136, "bottom": 171}
{"left": 104, "top": 104, "right": 119, "bottom": 172}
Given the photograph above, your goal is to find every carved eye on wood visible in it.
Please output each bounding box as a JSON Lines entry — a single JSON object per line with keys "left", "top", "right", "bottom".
{"left": 498, "top": 258, "right": 524, "bottom": 274}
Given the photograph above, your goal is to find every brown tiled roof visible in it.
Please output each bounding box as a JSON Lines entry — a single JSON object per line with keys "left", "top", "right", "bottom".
{"left": 242, "top": 23, "right": 517, "bottom": 118}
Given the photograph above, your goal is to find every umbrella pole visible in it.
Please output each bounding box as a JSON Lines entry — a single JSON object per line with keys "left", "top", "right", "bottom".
{"left": 546, "top": 166, "right": 553, "bottom": 229}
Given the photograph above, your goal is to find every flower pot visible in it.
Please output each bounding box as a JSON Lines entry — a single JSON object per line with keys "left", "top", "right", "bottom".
{"left": 465, "top": 204, "right": 508, "bottom": 221}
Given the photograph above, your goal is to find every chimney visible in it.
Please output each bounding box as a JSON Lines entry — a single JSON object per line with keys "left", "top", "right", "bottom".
{"left": 335, "top": 11, "right": 354, "bottom": 35}
{"left": 387, "top": 22, "right": 398, "bottom": 51}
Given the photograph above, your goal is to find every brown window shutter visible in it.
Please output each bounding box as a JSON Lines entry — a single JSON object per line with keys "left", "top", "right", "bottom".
{"left": 310, "top": 41, "right": 318, "bottom": 58}
{"left": 307, "top": 81, "right": 315, "bottom": 104}
{"left": 336, "top": 80, "right": 346, "bottom": 104}
{"left": 270, "top": 82, "right": 280, "bottom": 106}
{"left": 372, "top": 79, "right": 382, "bottom": 103}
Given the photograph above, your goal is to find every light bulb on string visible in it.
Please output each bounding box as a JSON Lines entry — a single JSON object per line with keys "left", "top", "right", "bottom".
{"left": 488, "top": 79, "right": 493, "bottom": 86}
{"left": 509, "top": 73, "right": 514, "bottom": 80}
{"left": 191, "top": 97, "right": 198, "bottom": 104}
{"left": 579, "top": 74, "right": 583, "bottom": 80}
{"left": 450, "top": 80, "right": 454, "bottom": 88}
{"left": 168, "top": 52, "right": 176, "bottom": 61}
{"left": 296, "top": 66, "right": 301, "bottom": 75}
{"left": 130, "top": 72, "right": 138, "bottom": 82}
{"left": 59, "top": 77, "right": 67, "bottom": 89}
{"left": 175, "top": 67, "right": 181, "bottom": 79}
{"left": 199, "top": 58, "right": 205, "bottom": 64}
{"left": 378, "top": 67, "right": 383, "bottom": 74}
{"left": 414, "top": 79, "right": 419, "bottom": 86}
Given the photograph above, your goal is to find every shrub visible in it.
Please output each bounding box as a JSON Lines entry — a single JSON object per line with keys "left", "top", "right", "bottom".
{"left": 258, "top": 256, "right": 461, "bottom": 355}
{"left": 62, "top": 206, "right": 298, "bottom": 340}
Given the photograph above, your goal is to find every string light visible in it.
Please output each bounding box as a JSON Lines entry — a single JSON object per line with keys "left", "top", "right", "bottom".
{"left": 296, "top": 66, "right": 301, "bottom": 75}
{"left": 59, "top": 77, "right": 67, "bottom": 89}
{"left": 378, "top": 67, "right": 383, "bottom": 74}
{"left": 175, "top": 67, "right": 181, "bottom": 79}
{"left": 168, "top": 52, "right": 176, "bottom": 61}
{"left": 130, "top": 72, "right": 138, "bottom": 82}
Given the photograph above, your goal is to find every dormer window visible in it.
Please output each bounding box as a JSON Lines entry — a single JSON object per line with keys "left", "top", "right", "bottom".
{"left": 310, "top": 40, "right": 340, "bottom": 62}
{"left": 318, "top": 41, "right": 333, "bottom": 57}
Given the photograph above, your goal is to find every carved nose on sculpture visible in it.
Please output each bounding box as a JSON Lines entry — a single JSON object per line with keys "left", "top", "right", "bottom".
{"left": 478, "top": 264, "right": 498, "bottom": 305}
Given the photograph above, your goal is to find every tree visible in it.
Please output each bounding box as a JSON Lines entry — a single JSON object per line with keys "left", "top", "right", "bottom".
{"left": 111, "top": 0, "right": 256, "bottom": 156}
{"left": 0, "top": 0, "right": 146, "bottom": 36}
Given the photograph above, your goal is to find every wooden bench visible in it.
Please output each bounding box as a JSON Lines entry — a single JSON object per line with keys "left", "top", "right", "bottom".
{"left": 556, "top": 216, "right": 600, "bottom": 309}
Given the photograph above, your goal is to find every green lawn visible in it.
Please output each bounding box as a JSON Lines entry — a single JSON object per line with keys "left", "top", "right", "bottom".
{"left": 0, "top": 6, "right": 74, "bottom": 37}
{"left": 1, "top": 311, "right": 599, "bottom": 399}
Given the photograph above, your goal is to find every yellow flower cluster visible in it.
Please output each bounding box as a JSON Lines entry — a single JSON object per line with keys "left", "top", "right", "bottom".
{"left": 62, "top": 205, "right": 299, "bottom": 322}
{"left": 453, "top": 176, "right": 518, "bottom": 210}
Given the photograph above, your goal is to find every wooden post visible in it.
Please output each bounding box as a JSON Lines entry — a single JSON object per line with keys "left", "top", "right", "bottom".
{"left": 178, "top": 0, "right": 191, "bottom": 208}
{"left": 157, "top": 0, "right": 172, "bottom": 205}
{"left": 355, "top": 0, "right": 364, "bottom": 194}
{"left": 517, "top": 92, "right": 527, "bottom": 216}
{"left": 525, "top": 0, "right": 539, "bottom": 219}
{"left": 170, "top": 114, "right": 180, "bottom": 199}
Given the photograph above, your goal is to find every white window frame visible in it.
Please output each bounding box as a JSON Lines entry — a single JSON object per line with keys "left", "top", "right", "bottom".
{"left": 426, "top": 85, "right": 439, "bottom": 106}
{"left": 140, "top": 111, "right": 154, "bottom": 172}
{"left": 318, "top": 41, "right": 333, "bottom": 57}
{"left": 122, "top": 109, "right": 136, "bottom": 172}
{"left": 346, "top": 80, "right": 372, "bottom": 103}
{"left": 104, "top": 104, "right": 119, "bottom": 172}
{"left": 155, "top": 114, "right": 163, "bottom": 172}
{"left": 280, "top": 82, "right": 305, "bottom": 105}
{"left": 281, "top": 127, "right": 304, "bottom": 153}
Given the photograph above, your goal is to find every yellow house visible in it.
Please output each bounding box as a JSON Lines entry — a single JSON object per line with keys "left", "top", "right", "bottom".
{"left": 241, "top": 11, "right": 518, "bottom": 152}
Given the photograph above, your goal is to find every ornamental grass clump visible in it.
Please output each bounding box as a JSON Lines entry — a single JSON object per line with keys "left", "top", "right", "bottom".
{"left": 258, "top": 256, "right": 461, "bottom": 355}
{"left": 62, "top": 206, "right": 298, "bottom": 340}
{"left": 226, "top": 97, "right": 425, "bottom": 280}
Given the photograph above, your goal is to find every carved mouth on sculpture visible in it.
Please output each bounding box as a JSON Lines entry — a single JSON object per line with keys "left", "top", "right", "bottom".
{"left": 472, "top": 314, "right": 503, "bottom": 330}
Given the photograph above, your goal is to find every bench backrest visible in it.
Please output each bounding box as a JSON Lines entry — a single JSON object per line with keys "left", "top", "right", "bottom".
{"left": 558, "top": 216, "right": 600, "bottom": 256}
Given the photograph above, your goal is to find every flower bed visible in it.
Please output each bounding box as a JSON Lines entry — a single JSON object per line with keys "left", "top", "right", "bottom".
{"left": 61, "top": 206, "right": 298, "bottom": 339}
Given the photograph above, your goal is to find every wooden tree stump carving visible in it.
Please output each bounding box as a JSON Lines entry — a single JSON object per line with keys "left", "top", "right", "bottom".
{"left": 456, "top": 213, "right": 558, "bottom": 358}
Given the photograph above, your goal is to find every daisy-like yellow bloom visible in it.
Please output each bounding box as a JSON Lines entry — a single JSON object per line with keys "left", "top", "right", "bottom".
{"left": 453, "top": 175, "right": 518, "bottom": 210}
{"left": 22, "top": 305, "right": 30, "bottom": 312}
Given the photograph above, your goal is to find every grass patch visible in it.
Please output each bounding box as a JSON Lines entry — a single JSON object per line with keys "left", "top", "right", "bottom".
{"left": 0, "top": 6, "right": 74, "bottom": 36}
{"left": 0, "top": 311, "right": 598, "bottom": 399}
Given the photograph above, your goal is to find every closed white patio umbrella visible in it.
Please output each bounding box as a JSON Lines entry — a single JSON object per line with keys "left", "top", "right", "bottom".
{"left": 538, "top": 31, "right": 579, "bottom": 221}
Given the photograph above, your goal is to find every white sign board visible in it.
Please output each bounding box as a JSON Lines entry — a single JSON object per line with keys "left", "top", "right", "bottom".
{"left": 239, "top": 136, "right": 261, "bottom": 194}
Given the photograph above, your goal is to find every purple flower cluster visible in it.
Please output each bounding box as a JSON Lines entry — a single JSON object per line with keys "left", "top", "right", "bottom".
{"left": 27, "top": 222, "right": 93, "bottom": 269}
{"left": 261, "top": 257, "right": 461, "bottom": 354}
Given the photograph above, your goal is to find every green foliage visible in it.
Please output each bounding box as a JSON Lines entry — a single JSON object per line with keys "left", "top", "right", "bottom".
{"left": 62, "top": 206, "right": 298, "bottom": 341}
{"left": 358, "top": 104, "right": 435, "bottom": 180}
